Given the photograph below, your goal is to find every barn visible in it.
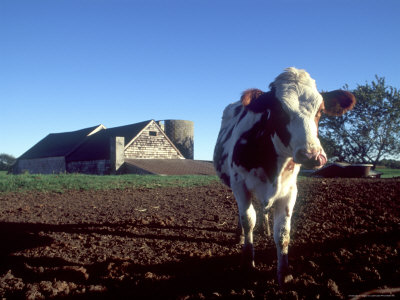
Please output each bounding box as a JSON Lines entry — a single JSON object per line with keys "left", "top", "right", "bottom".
{"left": 13, "top": 120, "right": 215, "bottom": 175}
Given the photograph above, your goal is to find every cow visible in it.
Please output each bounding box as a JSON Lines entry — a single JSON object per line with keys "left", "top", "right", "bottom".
{"left": 213, "top": 67, "right": 356, "bottom": 285}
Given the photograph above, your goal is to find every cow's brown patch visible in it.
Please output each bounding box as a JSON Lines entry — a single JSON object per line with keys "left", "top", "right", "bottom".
{"left": 285, "top": 206, "right": 291, "bottom": 217}
{"left": 241, "top": 89, "right": 264, "bottom": 107}
{"left": 314, "top": 102, "right": 324, "bottom": 134}
{"left": 284, "top": 159, "right": 295, "bottom": 172}
{"left": 282, "top": 159, "right": 296, "bottom": 184}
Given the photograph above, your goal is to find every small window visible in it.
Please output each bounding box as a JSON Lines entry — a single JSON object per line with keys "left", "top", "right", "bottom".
{"left": 149, "top": 131, "right": 157, "bottom": 136}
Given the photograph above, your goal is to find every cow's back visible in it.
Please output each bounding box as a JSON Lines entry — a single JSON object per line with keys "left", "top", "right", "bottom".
{"left": 213, "top": 101, "right": 244, "bottom": 187}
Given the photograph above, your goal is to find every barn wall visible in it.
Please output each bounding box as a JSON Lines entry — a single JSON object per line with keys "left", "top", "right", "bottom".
{"left": 67, "top": 160, "right": 110, "bottom": 175}
{"left": 125, "top": 122, "right": 184, "bottom": 159}
{"left": 14, "top": 157, "right": 66, "bottom": 174}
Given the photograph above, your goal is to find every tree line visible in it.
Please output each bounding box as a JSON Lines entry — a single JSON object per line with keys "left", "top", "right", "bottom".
{"left": 0, "top": 154, "right": 16, "bottom": 172}
{"left": 319, "top": 75, "right": 400, "bottom": 169}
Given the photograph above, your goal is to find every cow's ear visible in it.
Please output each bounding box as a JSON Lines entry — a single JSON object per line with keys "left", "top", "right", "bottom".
{"left": 241, "top": 89, "right": 276, "bottom": 113}
{"left": 321, "top": 90, "right": 356, "bottom": 116}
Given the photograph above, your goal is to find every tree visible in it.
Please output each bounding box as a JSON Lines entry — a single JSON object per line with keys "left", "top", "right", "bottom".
{"left": 319, "top": 76, "right": 400, "bottom": 169}
{"left": 0, "top": 153, "right": 16, "bottom": 172}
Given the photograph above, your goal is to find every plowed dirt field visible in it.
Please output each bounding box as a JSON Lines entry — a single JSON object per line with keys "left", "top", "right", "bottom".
{"left": 0, "top": 178, "right": 399, "bottom": 299}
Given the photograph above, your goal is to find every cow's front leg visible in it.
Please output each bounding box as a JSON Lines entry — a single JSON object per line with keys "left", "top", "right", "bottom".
{"left": 232, "top": 181, "right": 256, "bottom": 269}
{"left": 236, "top": 218, "right": 245, "bottom": 245}
{"left": 273, "top": 189, "right": 297, "bottom": 285}
{"left": 261, "top": 208, "right": 271, "bottom": 237}
{"left": 239, "top": 202, "right": 256, "bottom": 269}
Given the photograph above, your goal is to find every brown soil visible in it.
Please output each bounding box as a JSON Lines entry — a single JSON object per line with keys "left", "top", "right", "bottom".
{"left": 0, "top": 178, "right": 399, "bottom": 299}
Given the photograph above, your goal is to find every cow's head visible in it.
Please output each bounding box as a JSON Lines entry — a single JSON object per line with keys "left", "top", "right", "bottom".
{"left": 241, "top": 67, "right": 356, "bottom": 170}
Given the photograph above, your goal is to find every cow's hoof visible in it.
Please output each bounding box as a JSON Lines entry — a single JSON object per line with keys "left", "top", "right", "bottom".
{"left": 241, "top": 253, "right": 255, "bottom": 270}
{"left": 241, "top": 259, "right": 255, "bottom": 271}
{"left": 241, "top": 243, "right": 255, "bottom": 270}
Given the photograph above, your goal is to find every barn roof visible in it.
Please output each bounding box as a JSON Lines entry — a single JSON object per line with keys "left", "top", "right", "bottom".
{"left": 18, "top": 120, "right": 182, "bottom": 162}
{"left": 19, "top": 125, "right": 105, "bottom": 159}
{"left": 66, "top": 120, "right": 152, "bottom": 161}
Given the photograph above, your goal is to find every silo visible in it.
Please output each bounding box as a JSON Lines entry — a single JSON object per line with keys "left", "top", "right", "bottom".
{"left": 164, "top": 120, "right": 194, "bottom": 159}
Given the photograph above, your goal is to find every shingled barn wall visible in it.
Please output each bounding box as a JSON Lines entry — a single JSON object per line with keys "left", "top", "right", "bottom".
{"left": 124, "top": 122, "right": 183, "bottom": 159}
{"left": 14, "top": 157, "right": 66, "bottom": 174}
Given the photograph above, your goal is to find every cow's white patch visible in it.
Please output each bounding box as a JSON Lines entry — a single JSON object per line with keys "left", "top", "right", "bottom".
{"left": 272, "top": 69, "right": 323, "bottom": 157}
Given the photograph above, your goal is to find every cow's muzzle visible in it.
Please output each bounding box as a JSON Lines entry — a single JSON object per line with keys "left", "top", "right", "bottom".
{"left": 294, "top": 149, "right": 327, "bottom": 169}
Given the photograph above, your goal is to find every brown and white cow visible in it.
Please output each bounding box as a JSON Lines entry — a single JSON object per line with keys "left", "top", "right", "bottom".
{"left": 213, "top": 67, "right": 355, "bottom": 285}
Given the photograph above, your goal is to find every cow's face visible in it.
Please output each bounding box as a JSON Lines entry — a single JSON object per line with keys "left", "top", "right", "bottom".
{"left": 271, "top": 68, "right": 356, "bottom": 169}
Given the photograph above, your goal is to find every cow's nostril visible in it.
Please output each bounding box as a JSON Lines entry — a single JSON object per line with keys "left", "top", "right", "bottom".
{"left": 302, "top": 151, "right": 315, "bottom": 160}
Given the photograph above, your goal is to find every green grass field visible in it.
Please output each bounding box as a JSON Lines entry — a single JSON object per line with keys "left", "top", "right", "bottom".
{"left": 0, "top": 171, "right": 220, "bottom": 193}
{"left": 1, "top": 167, "right": 399, "bottom": 193}
{"left": 375, "top": 167, "right": 400, "bottom": 178}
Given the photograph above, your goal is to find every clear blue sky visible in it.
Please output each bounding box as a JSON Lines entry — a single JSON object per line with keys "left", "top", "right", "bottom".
{"left": 1, "top": 0, "right": 399, "bottom": 160}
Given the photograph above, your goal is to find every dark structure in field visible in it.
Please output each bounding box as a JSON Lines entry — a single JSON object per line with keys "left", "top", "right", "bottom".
{"left": 13, "top": 120, "right": 211, "bottom": 175}
{"left": 301, "top": 162, "right": 382, "bottom": 178}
